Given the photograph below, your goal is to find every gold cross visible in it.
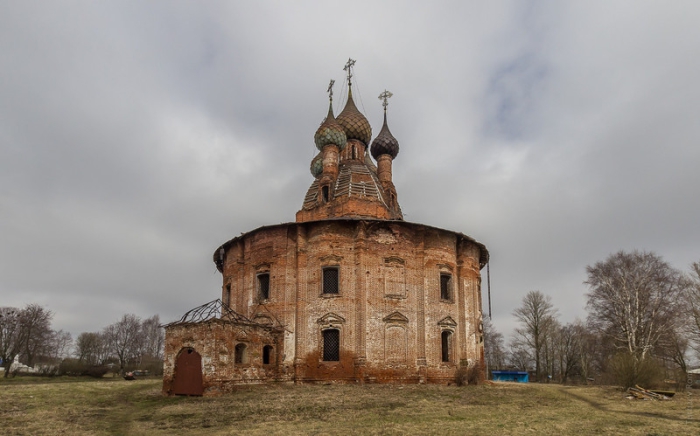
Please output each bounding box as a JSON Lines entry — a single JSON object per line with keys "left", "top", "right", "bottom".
{"left": 379, "top": 90, "right": 393, "bottom": 110}
{"left": 327, "top": 79, "right": 335, "bottom": 101}
{"left": 343, "top": 58, "right": 356, "bottom": 86}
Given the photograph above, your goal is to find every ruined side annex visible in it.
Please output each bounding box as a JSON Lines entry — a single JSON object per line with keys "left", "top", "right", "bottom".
{"left": 163, "top": 63, "right": 489, "bottom": 395}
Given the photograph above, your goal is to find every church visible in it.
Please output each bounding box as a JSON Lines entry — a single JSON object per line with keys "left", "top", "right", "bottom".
{"left": 162, "top": 61, "right": 489, "bottom": 395}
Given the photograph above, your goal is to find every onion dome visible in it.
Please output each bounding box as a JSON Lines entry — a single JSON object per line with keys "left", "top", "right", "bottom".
{"left": 370, "top": 111, "right": 399, "bottom": 160}
{"left": 336, "top": 90, "right": 372, "bottom": 145}
{"left": 310, "top": 152, "right": 323, "bottom": 178}
{"left": 314, "top": 102, "right": 347, "bottom": 151}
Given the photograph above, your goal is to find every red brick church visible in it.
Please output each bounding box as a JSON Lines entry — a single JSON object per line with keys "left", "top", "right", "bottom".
{"left": 162, "top": 61, "right": 489, "bottom": 395}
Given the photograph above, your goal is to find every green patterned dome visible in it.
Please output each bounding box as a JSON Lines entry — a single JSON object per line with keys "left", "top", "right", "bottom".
{"left": 336, "top": 90, "right": 372, "bottom": 145}
{"left": 314, "top": 102, "right": 347, "bottom": 151}
{"left": 310, "top": 152, "right": 323, "bottom": 178}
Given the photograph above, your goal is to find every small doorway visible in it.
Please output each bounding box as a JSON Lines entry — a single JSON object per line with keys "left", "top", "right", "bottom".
{"left": 172, "top": 347, "right": 204, "bottom": 396}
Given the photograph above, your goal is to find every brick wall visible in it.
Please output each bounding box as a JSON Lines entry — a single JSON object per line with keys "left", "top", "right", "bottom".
{"left": 217, "top": 219, "right": 486, "bottom": 384}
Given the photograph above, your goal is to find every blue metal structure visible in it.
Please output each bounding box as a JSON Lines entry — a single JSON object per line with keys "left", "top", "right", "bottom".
{"left": 492, "top": 370, "right": 529, "bottom": 382}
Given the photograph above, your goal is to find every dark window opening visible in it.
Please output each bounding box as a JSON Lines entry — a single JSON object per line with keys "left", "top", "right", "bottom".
{"left": 258, "top": 273, "right": 270, "bottom": 300}
{"left": 440, "top": 273, "right": 452, "bottom": 300}
{"left": 352, "top": 146, "right": 356, "bottom": 160}
{"left": 322, "top": 185, "right": 329, "bottom": 203}
{"left": 225, "top": 284, "right": 231, "bottom": 307}
{"left": 323, "top": 267, "right": 339, "bottom": 294}
{"left": 441, "top": 331, "right": 452, "bottom": 362}
{"left": 323, "top": 329, "right": 340, "bottom": 361}
{"left": 235, "top": 343, "right": 247, "bottom": 364}
{"left": 263, "top": 345, "right": 273, "bottom": 365}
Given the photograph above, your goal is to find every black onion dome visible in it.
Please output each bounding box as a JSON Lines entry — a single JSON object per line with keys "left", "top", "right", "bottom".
{"left": 370, "top": 112, "right": 399, "bottom": 160}
{"left": 336, "top": 90, "right": 372, "bottom": 145}
{"left": 310, "top": 152, "right": 323, "bottom": 178}
{"left": 314, "top": 102, "right": 347, "bottom": 151}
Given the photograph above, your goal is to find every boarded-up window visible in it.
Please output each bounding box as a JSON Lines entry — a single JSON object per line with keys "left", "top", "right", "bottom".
{"left": 323, "top": 329, "right": 340, "bottom": 361}
{"left": 323, "top": 267, "right": 339, "bottom": 294}
{"left": 384, "top": 259, "right": 406, "bottom": 298}
{"left": 385, "top": 325, "right": 407, "bottom": 363}
{"left": 258, "top": 273, "right": 270, "bottom": 300}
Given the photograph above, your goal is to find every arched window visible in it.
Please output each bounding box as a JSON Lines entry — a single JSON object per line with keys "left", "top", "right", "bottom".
{"left": 262, "top": 345, "right": 273, "bottom": 365}
{"left": 323, "top": 329, "right": 340, "bottom": 361}
{"left": 322, "top": 185, "right": 329, "bottom": 203}
{"left": 235, "top": 343, "right": 248, "bottom": 364}
{"left": 441, "top": 331, "right": 452, "bottom": 363}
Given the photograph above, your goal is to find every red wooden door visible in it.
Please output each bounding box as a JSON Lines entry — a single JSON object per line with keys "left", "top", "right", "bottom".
{"left": 172, "top": 348, "right": 204, "bottom": 396}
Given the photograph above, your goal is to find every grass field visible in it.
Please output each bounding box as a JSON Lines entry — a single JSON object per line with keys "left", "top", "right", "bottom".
{"left": 1, "top": 377, "right": 698, "bottom": 435}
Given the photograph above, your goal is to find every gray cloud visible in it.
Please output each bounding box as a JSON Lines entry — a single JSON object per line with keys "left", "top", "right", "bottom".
{"left": 1, "top": 1, "right": 699, "bottom": 342}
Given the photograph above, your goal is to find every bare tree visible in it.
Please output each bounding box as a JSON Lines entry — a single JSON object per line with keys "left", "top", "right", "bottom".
{"left": 656, "top": 324, "right": 690, "bottom": 390}
{"left": 0, "top": 307, "right": 25, "bottom": 377}
{"left": 48, "top": 330, "right": 73, "bottom": 362}
{"left": 103, "top": 314, "right": 142, "bottom": 374}
{"left": 140, "top": 315, "right": 164, "bottom": 360}
{"left": 585, "top": 251, "right": 684, "bottom": 361}
{"left": 512, "top": 290, "right": 558, "bottom": 382}
{"left": 542, "top": 318, "right": 561, "bottom": 382}
{"left": 684, "top": 261, "right": 700, "bottom": 357}
{"left": 483, "top": 318, "right": 506, "bottom": 375}
{"left": 76, "top": 332, "right": 107, "bottom": 366}
{"left": 572, "top": 321, "right": 599, "bottom": 384}
{"left": 507, "top": 341, "right": 532, "bottom": 371}
{"left": 555, "top": 322, "right": 582, "bottom": 383}
{"left": 19, "top": 304, "right": 53, "bottom": 367}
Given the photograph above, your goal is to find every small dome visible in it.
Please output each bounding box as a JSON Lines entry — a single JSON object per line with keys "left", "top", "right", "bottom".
{"left": 310, "top": 152, "right": 323, "bottom": 178}
{"left": 370, "top": 112, "right": 399, "bottom": 160}
{"left": 314, "top": 103, "right": 347, "bottom": 151}
{"left": 336, "top": 90, "right": 372, "bottom": 145}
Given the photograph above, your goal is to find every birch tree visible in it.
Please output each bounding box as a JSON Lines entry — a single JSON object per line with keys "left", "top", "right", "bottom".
{"left": 585, "top": 251, "right": 684, "bottom": 361}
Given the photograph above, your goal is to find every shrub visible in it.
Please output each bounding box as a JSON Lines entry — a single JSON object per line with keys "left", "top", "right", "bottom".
{"left": 58, "top": 359, "right": 84, "bottom": 376}
{"left": 84, "top": 365, "right": 109, "bottom": 378}
{"left": 455, "top": 361, "right": 484, "bottom": 386}
{"left": 58, "top": 359, "right": 109, "bottom": 378}
{"left": 609, "top": 353, "right": 662, "bottom": 389}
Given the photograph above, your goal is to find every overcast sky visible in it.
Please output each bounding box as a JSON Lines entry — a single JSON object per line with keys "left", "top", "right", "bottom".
{"left": 2, "top": 1, "right": 699, "bottom": 343}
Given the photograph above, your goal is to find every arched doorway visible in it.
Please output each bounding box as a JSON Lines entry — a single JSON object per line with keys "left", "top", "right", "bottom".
{"left": 172, "top": 347, "right": 203, "bottom": 396}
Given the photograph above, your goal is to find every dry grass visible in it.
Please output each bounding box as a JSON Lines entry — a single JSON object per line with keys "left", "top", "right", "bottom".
{"left": 1, "top": 377, "right": 698, "bottom": 435}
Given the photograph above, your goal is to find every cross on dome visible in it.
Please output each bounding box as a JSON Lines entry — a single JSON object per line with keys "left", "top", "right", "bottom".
{"left": 343, "top": 58, "right": 356, "bottom": 87}
{"left": 379, "top": 90, "right": 393, "bottom": 111}
{"left": 327, "top": 79, "right": 335, "bottom": 102}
